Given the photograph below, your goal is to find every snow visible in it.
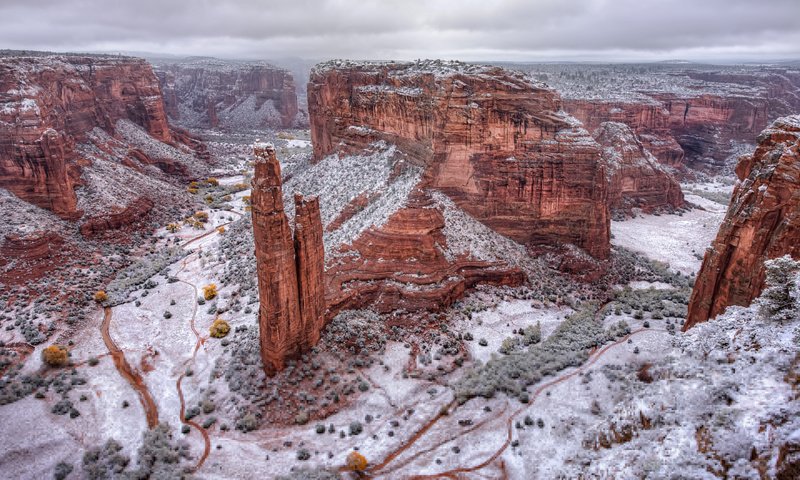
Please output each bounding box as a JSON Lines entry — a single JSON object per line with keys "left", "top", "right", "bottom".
{"left": 612, "top": 203, "right": 726, "bottom": 275}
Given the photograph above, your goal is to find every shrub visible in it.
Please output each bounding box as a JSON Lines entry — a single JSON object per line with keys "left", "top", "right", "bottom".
{"left": 94, "top": 290, "right": 108, "bottom": 303}
{"left": 232, "top": 183, "right": 248, "bottom": 192}
{"left": 202, "top": 284, "right": 218, "bottom": 300}
{"left": 187, "top": 187, "right": 199, "bottom": 194}
{"left": 209, "top": 318, "right": 230, "bottom": 338}
{"left": 217, "top": 226, "right": 226, "bottom": 234}
{"left": 345, "top": 451, "right": 368, "bottom": 472}
{"left": 207, "top": 177, "right": 219, "bottom": 186}
{"left": 242, "top": 195, "right": 251, "bottom": 205}
{"left": 758, "top": 255, "right": 800, "bottom": 322}
{"left": 194, "top": 211, "right": 209, "bottom": 223}
{"left": 166, "top": 223, "right": 180, "bottom": 233}
{"left": 349, "top": 421, "right": 363, "bottom": 436}
{"left": 42, "top": 345, "right": 69, "bottom": 367}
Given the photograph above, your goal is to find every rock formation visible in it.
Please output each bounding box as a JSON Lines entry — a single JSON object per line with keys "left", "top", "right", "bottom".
{"left": 308, "top": 60, "right": 611, "bottom": 260}
{"left": 0, "top": 52, "right": 206, "bottom": 219}
{"left": 251, "top": 143, "right": 325, "bottom": 374}
{"left": 686, "top": 115, "right": 800, "bottom": 328}
{"left": 153, "top": 58, "right": 302, "bottom": 129}
{"left": 520, "top": 63, "right": 800, "bottom": 171}
{"left": 79, "top": 196, "right": 155, "bottom": 237}
{"left": 593, "top": 122, "right": 684, "bottom": 216}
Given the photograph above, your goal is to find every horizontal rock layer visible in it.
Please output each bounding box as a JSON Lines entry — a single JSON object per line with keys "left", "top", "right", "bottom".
{"left": 0, "top": 53, "right": 204, "bottom": 219}
{"left": 309, "top": 60, "right": 611, "bottom": 260}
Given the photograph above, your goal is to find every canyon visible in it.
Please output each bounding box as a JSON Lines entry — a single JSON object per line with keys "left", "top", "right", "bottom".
{"left": 686, "top": 114, "right": 800, "bottom": 328}
{"left": 0, "top": 52, "right": 208, "bottom": 222}
{"left": 520, "top": 63, "right": 800, "bottom": 171}
{"left": 153, "top": 58, "right": 303, "bottom": 130}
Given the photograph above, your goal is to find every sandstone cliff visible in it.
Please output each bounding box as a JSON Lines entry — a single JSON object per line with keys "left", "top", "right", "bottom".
{"left": 252, "top": 143, "right": 325, "bottom": 374}
{"left": 0, "top": 52, "right": 207, "bottom": 220}
{"left": 594, "top": 122, "right": 684, "bottom": 216}
{"left": 686, "top": 115, "right": 800, "bottom": 328}
{"left": 153, "top": 58, "right": 302, "bottom": 129}
{"left": 308, "top": 60, "right": 611, "bottom": 260}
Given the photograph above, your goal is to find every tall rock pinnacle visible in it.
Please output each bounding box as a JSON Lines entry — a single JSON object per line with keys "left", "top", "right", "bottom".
{"left": 251, "top": 143, "right": 325, "bottom": 374}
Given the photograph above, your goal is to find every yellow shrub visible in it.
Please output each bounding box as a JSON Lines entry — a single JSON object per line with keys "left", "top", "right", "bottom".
{"left": 206, "top": 177, "right": 219, "bottom": 186}
{"left": 42, "top": 345, "right": 69, "bottom": 367}
{"left": 209, "top": 318, "right": 230, "bottom": 338}
{"left": 244, "top": 206, "right": 252, "bottom": 212}
{"left": 345, "top": 451, "right": 368, "bottom": 472}
{"left": 241, "top": 195, "right": 251, "bottom": 205}
{"left": 202, "top": 284, "right": 218, "bottom": 300}
{"left": 94, "top": 290, "right": 108, "bottom": 303}
{"left": 166, "top": 223, "right": 180, "bottom": 233}
{"left": 232, "top": 183, "right": 248, "bottom": 192}
{"left": 187, "top": 187, "right": 199, "bottom": 194}
{"left": 204, "top": 195, "right": 214, "bottom": 204}
{"left": 194, "top": 211, "right": 209, "bottom": 223}
{"left": 217, "top": 226, "right": 226, "bottom": 234}
{"left": 189, "top": 181, "right": 199, "bottom": 188}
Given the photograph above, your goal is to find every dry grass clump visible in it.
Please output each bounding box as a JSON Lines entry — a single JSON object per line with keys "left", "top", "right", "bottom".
{"left": 42, "top": 345, "right": 69, "bottom": 367}
{"left": 94, "top": 290, "right": 108, "bottom": 303}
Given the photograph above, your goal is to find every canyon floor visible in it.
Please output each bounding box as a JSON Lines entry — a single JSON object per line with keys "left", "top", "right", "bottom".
{"left": 1, "top": 128, "right": 764, "bottom": 479}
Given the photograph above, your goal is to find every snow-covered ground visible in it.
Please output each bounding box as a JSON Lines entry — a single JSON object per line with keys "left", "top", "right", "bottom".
{"left": 612, "top": 183, "right": 730, "bottom": 275}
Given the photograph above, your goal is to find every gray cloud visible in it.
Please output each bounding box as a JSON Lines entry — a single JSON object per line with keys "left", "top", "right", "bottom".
{"left": 1, "top": 0, "right": 798, "bottom": 62}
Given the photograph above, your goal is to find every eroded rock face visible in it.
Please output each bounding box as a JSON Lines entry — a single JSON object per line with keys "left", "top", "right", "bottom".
{"left": 593, "top": 122, "right": 684, "bottom": 216}
{"left": 564, "top": 92, "right": 771, "bottom": 170}
{"left": 153, "top": 58, "right": 301, "bottom": 129}
{"left": 0, "top": 52, "right": 201, "bottom": 219}
{"left": 252, "top": 143, "right": 325, "bottom": 374}
{"left": 326, "top": 191, "right": 526, "bottom": 317}
{"left": 79, "top": 196, "right": 155, "bottom": 237}
{"left": 686, "top": 115, "right": 800, "bottom": 328}
{"left": 308, "top": 60, "right": 611, "bottom": 259}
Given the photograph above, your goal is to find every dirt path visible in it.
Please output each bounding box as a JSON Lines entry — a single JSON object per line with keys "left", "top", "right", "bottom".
{"left": 100, "top": 306, "right": 159, "bottom": 428}
{"left": 174, "top": 253, "right": 212, "bottom": 471}
{"left": 370, "top": 327, "right": 668, "bottom": 479}
{"left": 181, "top": 210, "right": 243, "bottom": 248}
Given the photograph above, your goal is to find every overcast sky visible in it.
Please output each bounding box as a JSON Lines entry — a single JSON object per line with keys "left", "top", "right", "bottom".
{"left": 2, "top": 0, "right": 799, "bottom": 63}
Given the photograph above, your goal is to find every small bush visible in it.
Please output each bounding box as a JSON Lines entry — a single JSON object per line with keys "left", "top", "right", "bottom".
{"left": 207, "top": 177, "right": 219, "bottom": 186}
{"left": 194, "top": 211, "right": 209, "bottom": 223}
{"left": 202, "top": 284, "right": 218, "bottom": 301}
{"left": 217, "top": 226, "right": 226, "bottom": 234}
{"left": 166, "top": 223, "right": 180, "bottom": 233}
{"left": 346, "top": 451, "right": 368, "bottom": 472}
{"left": 42, "top": 345, "right": 69, "bottom": 367}
{"left": 94, "top": 291, "right": 108, "bottom": 303}
{"left": 209, "top": 318, "right": 230, "bottom": 338}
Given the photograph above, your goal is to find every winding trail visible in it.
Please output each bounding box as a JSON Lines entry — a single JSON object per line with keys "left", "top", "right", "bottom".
{"left": 100, "top": 306, "right": 159, "bottom": 428}
{"left": 368, "top": 327, "right": 669, "bottom": 479}
{"left": 95, "top": 203, "right": 247, "bottom": 470}
{"left": 174, "top": 253, "right": 212, "bottom": 471}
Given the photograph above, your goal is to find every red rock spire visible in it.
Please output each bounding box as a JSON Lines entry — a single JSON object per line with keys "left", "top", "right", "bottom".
{"left": 251, "top": 142, "right": 326, "bottom": 374}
